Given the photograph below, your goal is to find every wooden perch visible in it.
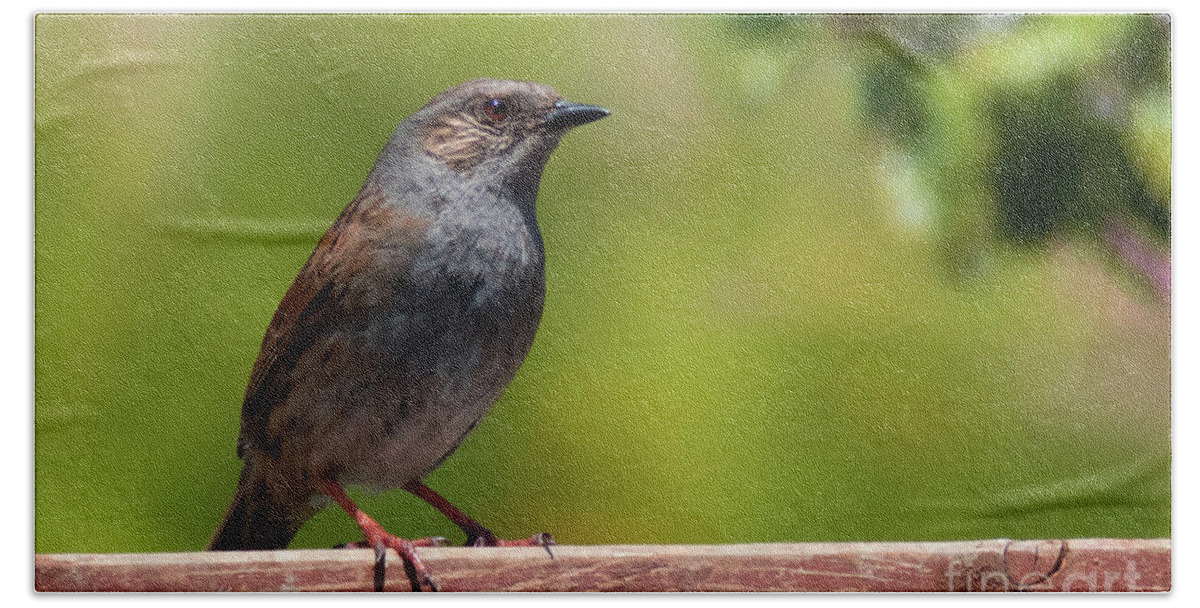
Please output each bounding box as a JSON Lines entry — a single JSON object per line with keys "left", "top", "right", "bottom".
{"left": 35, "top": 538, "right": 1169, "bottom": 592}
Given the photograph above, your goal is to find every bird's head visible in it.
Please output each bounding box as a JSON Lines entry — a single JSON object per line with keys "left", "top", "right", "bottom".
{"left": 412, "top": 79, "right": 609, "bottom": 180}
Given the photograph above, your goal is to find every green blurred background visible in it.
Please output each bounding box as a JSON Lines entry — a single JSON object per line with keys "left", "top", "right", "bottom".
{"left": 34, "top": 14, "right": 1170, "bottom": 553}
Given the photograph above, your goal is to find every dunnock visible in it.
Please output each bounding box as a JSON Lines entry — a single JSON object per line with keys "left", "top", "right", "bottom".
{"left": 208, "top": 78, "right": 609, "bottom": 591}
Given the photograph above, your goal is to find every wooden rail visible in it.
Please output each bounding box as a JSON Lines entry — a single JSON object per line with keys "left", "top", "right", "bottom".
{"left": 35, "top": 538, "right": 1169, "bottom": 592}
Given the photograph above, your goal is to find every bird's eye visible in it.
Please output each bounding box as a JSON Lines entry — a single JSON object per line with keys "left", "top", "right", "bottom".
{"left": 482, "top": 98, "right": 510, "bottom": 123}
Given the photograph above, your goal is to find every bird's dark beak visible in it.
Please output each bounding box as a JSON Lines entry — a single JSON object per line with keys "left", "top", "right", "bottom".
{"left": 545, "top": 99, "right": 610, "bottom": 131}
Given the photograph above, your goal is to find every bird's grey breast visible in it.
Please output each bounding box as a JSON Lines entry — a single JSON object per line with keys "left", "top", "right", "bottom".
{"left": 378, "top": 189, "right": 545, "bottom": 400}
{"left": 417, "top": 194, "right": 544, "bottom": 305}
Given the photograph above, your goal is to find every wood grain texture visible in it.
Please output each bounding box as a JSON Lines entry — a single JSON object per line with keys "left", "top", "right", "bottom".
{"left": 35, "top": 539, "right": 1170, "bottom": 593}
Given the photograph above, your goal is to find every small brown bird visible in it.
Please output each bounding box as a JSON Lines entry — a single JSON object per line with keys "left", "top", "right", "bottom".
{"left": 208, "top": 78, "right": 608, "bottom": 591}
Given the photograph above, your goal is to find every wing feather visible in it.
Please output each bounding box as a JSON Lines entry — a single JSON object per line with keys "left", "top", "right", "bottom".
{"left": 237, "top": 185, "right": 429, "bottom": 458}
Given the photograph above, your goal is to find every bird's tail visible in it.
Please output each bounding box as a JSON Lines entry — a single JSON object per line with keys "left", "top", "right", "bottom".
{"left": 208, "top": 459, "right": 316, "bottom": 551}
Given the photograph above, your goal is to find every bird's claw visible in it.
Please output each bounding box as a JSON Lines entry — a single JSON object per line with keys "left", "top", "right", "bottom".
{"left": 372, "top": 543, "right": 387, "bottom": 592}
{"left": 531, "top": 532, "right": 556, "bottom": 559}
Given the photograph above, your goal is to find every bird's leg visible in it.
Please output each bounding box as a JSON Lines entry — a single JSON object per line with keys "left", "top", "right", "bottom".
{"left": 320, "top": 480, "right": 442, "bottom": 592}
{"left": 403, "top": 480, "right": 555, "bottom": 555}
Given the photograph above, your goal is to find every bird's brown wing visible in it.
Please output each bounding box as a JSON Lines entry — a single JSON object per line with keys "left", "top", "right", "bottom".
{"left": 237, "top": 184, "right": 430, "bottom": 459}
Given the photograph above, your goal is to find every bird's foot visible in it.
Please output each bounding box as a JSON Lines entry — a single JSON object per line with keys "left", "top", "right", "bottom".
{"left": 467, "top": 530, "right": 556, "bottom": 558}
{"left": 320, "top": 480, "right": 442, "bottom": 591}
{"left": 334, "top": 535, "right": 445, "bottom": 591}
{"left": 371, "top": 532, "right": 441, "bottom": 592}
{"left": 402, "top": 481, "right": 557, "bottom": 559}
